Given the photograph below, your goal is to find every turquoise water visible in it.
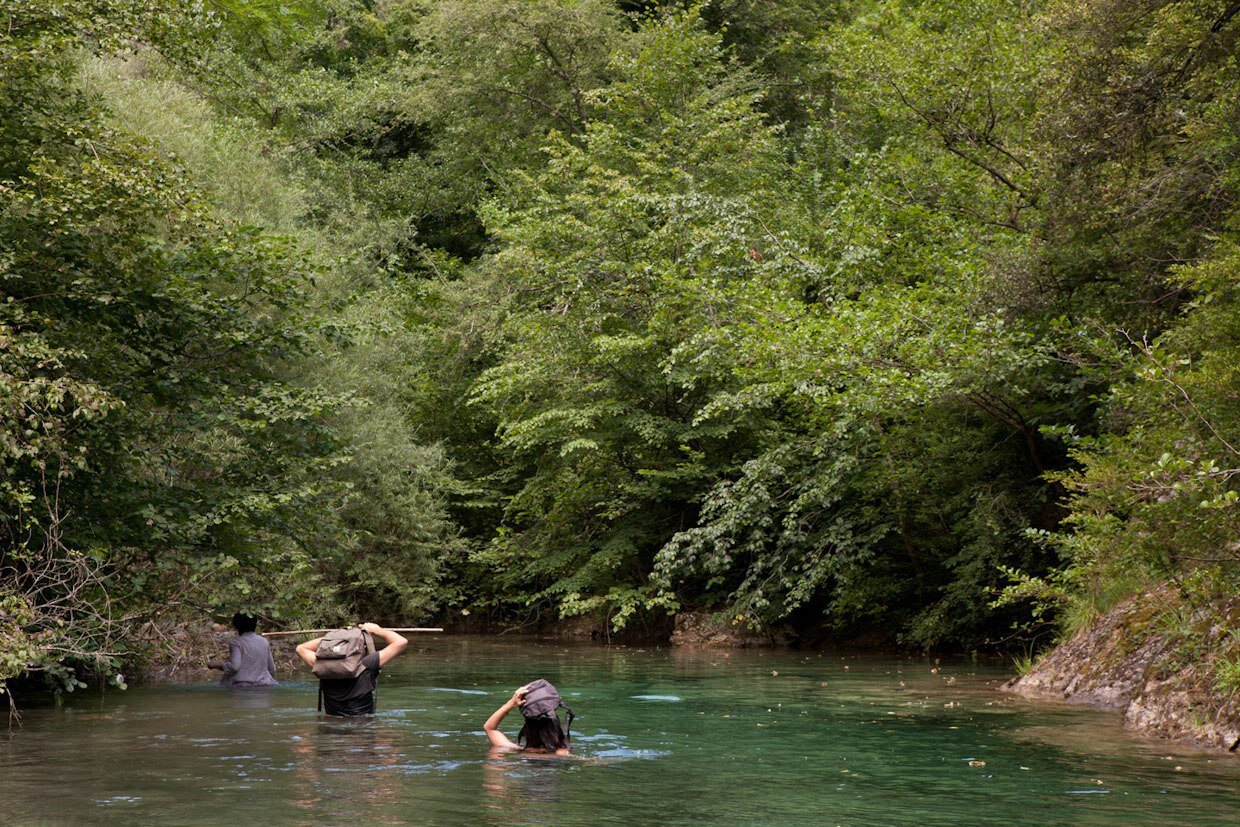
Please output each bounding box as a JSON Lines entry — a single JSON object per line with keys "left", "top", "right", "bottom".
{"left": 1, "top": 637, "right": 1237, "bottom": 825}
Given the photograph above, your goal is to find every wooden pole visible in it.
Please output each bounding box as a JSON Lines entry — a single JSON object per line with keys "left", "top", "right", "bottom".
{"left": 261, "top": 627, "right": 444, "bottom": 637}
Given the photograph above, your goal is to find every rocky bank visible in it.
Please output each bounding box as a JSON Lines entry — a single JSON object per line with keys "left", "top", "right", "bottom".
{"left": 1003, "top": 588, "right": 1240, "bottom": 752}
{"left": 669, "top": 612, "right": 783, "bottom": 647}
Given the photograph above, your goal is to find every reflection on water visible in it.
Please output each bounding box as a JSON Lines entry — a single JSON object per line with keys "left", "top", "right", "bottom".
{"left": 228, "top": 687, "right": 277, "bottom": 710}
{"left": 481, "top": 748, "right": 571, "bottom": 822}
{"left": 286, "top": 719, "right": 407, "bottom": 824}
{"left": 0, "top": 637, "right": 1237, "bottom": 826}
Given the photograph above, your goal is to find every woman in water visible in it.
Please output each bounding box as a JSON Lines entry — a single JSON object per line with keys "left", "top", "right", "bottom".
{"left": 483, "top": 680, "right": 573, "bottom": 755}
{"left": 207, "top": 612, "right": 277, "bottom": 688}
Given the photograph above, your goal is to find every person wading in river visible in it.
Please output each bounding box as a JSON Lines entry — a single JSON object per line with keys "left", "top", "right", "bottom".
{"left": 208, "top": 612, "right": 278, "bottom": 688}
{"left": 295, "top": 623, "right": 407, "bottom": 716}
{"left": 483, "top": 679, "right": 575, "bottom": 756}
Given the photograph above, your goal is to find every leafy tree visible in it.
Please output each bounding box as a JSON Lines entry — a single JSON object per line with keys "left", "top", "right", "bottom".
{"left": 466, "top": 8, "right": 791, "bottom": 628}
{"left": 1, "top": 0, "right": 352, "bottom": 689}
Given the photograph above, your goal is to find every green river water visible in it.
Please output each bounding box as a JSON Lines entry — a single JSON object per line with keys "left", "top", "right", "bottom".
{"left": 1, "top": 637, "right": 1236, "bottom": 826}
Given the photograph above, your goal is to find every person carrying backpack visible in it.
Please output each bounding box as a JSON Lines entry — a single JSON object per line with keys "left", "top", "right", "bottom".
{"left": 483, "top": 679, "right": 575, "bottom": 755}
{"left": 295, "top": 622, "right": 407, "bottom": 716}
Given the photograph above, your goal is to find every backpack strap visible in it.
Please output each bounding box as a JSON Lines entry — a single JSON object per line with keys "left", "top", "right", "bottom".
{"left": 364, "top": 630, "right": 378, "bottom": 711}
{"left": 559, "top": 701, "right": 576, "bottom": 738}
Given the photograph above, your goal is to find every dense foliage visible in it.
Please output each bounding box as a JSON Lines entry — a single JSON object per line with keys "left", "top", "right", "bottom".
{"left": 2, "top": 0, "right": 1236, "bottom": 693}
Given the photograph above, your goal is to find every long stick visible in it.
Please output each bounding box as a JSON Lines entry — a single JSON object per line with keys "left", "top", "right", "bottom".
{"left": 261, "top": 627, "right": 444, "bottom": 637}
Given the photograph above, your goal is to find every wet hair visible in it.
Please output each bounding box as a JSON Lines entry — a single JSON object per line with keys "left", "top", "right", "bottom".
{"left": 517, "top": 716, "right": 570, "bottom": 751}
{"left": 231, "top": 613, "right": 258, "bottom": 634}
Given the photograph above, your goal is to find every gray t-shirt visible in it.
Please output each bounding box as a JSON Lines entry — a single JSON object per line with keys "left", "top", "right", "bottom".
{"left": 220, "top": 632, "right": 278, "bottom": 687}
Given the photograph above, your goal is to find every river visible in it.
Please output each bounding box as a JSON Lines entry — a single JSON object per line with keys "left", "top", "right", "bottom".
{"left": 1, "top": 637, "right": 1236, "bottom": 825}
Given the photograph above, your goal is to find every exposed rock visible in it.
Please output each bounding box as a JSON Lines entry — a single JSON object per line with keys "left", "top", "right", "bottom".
{"left": 552, "top": 615, "right": 606, "bottom": 639}
{"left": 670, "top": 611, "right": 781, "bottom": 648}
{"left": 548, "top": 613, "right": 674, "bottom": 643}
{"left": 1003, "top": 588, "right": 1240, "bottom": 752}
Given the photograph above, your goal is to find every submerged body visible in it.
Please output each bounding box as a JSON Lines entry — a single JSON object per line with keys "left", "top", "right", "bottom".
{"left": 219, "top": 631, "right": 278, "bottom": 688}
{"left": 209, "top": 614, "right": 277, "bottom": 688}
{"left": 318, "top": 651, "right": 383, "bottom": 716}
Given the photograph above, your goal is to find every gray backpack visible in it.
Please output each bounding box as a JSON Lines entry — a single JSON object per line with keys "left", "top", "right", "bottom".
{"left": 520, "top": 678, "right": 576, "bottom": 734}
{"left": 312, "top": 628, "right": 375, "bottom": 680}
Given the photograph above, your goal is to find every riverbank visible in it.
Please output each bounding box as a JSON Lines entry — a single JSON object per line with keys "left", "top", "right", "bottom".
{"left": 132, "top": 620, "right": 302, "bottom": 685}
{"left": 1003, "top": 587, "right": 1240, "bottom": 752}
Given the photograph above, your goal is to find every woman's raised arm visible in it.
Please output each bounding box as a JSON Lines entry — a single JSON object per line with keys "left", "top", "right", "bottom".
{"left": 483, "top": 686, "right": 528, "bottom": 749}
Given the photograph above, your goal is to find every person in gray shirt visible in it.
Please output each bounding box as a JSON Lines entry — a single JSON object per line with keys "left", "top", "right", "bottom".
{"left": 208, "top": 613, "right": 278, "bottom": 687}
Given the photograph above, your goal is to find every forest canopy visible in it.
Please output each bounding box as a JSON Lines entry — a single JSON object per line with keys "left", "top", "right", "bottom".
{"left": 1, "top": 0, "right": 1236, "bottom": 691}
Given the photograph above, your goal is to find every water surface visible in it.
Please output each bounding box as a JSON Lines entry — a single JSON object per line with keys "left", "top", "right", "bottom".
{"left": 2, "top": 637, "right": 1237, "bottom": 825}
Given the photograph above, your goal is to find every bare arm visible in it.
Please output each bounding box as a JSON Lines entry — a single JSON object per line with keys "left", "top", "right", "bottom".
{"left": 296, "top": 636, "right": 324, "bottom": 668}
{"left": 360, "top": 623, "right": 407, "bottom": 667}
{"left": 483, "top": 687, "right": 527, "bottom": 749}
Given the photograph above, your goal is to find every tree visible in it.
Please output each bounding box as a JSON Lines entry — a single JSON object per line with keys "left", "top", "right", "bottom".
{"left": 1, "top": 0, "right": 350, "bottom": 690}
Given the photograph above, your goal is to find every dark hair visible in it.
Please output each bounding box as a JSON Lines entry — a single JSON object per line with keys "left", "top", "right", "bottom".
{"left": 517, "top": 716, "right": 570, "bottom": 751}
{"left": 231, "top": 613, "right": 258, "bottom": 634}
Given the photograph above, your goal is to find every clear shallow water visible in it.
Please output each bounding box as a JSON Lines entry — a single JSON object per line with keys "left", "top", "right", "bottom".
{"left": 1, "top": 638, "right": 1237, "bottom": 826}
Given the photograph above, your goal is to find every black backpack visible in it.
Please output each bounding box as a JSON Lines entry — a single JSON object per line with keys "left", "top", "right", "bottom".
{"left": 520, "top": 678, "right": 576, "bottom": 735}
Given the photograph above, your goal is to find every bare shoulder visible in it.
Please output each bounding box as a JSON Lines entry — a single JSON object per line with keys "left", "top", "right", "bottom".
{"left": 486, "top": 744, "right": 522, "bottom": 759}
{"left": 522, "top": 748, "right": 588, "bottom": 760}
